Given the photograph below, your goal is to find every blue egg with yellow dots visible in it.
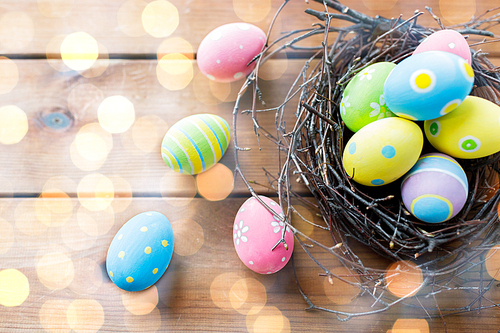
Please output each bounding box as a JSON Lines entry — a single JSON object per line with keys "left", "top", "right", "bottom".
{"left": 401, "top": 153, "right": 468, "bottom": 223}
{"left": 384, "top": 51, "right": 474, "bottom": 121}
{"left": 106, "top": 211, "right": 175, "bottom": 291}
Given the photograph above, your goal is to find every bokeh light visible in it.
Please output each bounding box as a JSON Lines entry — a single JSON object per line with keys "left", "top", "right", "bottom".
{"left": 36, "top": 245, "right": 75, "bottom": 290}
{"left": 230, "top": 278, "right": 267, "bottom": 315}
{"left": 193, "top": 71, "right": 225, "bottom": 105}
{"left": 39, "top": 299, "right": 71, "bottom": 333}
{"left": 0, "top": 105, "right": 28, "bottom": 145}
{"left": 0, "top": 218, "right": 14, "bottom": 255}
{"left": 385, "top": 261, "right": 423, "bottom": 298}
{"left": 118, "top": 0, "right": 148, "bottom": 37}
{"left": 122, "top": 285, "right": 159, "bottom": 315}
{"left": 46, "top": 35, "right": 72, "bottom": 72}
{"left": 233, "top": 0, "right": 271, "bottom": 22}
{"left": 157, "top": 54, "right": 194, "bottom": 91}
{"left": 130, "top": 115, "right": 169, "bottom": 154}
{"left": 196, "top": 163, "right": 234, "bottom": 201}
{"left": 485, "top": 247, "right": 500, "bottom": 280}
{"left": 61, "top": 32, "right": 99, "bottom": 71}
{"left": 362, "top": 0, "right": 398, "bottom": 11}
{"left": 210, "top": 272, "right": 243, "bottom": 310}
{"left": 38, "top": 0, "right": 74, "bottom": 17}
{"left": 80, "top": 42, "right": 109, "bottom": 79}
{"left": 246, "top": 306, "right": 291, "bottom": 333}
{"left": 71, "top": 123, "right": 112, "bottom": 171}
{"left": 324, "top": 266, "right": 360, "bottom": 305}
{"left": 124, "top": 307, "right": 161, "bottom": 332}
{"left": 98, "top": 95, "right": 136, "bottom": 134}
{"left": 15, "top": 200, "right": 48, "bottom": 237}
{"left": 67, "top": 299, "right": 104, "bottom": 333}
{"left": 142, "top": 0, "right": 179, "bottom": 38}
{"left": 69, "top": 258, "right": 103, "bottom": 295}
{"left": 109, "top": 175, "right": 133, "bottom": 213}
{"left": 209, "top": 80, "right": 232, "bottom": 102}
{"left": 77, "top": 205, "right": 115, "bottom": 236}
{"left": 391, "top": 318, "right": 429, "bottom": 333}
{"left": 258, "top": 53, "right": 288, "bottom": 81}
{"left": 157, "top": 37, "right": 194, "bottom": 60}
{"left": 0, "top": 57, "right": 19, "bottom": 94}
{"left": 35, "top": 195, "right": 73, "bottom": 227}
{"left": 0, "top": 269, "right": 29, "bottom": 307}
{"left": 171, "top": 218, "right": 204, "bottom": 256}
{"left": 0, "top": 11, "right": 34, "bottom": 51}
{"left": 77, "top": 173, "right": 114, "bottom": 211}
{"left": 439, "top": 0, "right": 476, "bottom": 24}
{"left": 61, "top": 216, "right": 97, "bottom": 251}
{"left": 160, "top": 171, "right": 196, "bottom": 206}
{"left": 291, "top": 205, "right": 315, "bottom": 237}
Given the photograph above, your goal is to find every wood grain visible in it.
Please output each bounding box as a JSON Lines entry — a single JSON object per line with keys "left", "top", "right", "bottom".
{"left": 1, "top": 197, "right": 499, "bottom": 332}
{"left": 0, "top": 0, "right": 498, "bottom": 56}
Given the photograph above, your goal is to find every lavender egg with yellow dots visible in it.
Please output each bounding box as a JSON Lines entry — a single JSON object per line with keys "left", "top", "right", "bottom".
{"left": 401, "top": 153, "right": 468, "bottom": 223}
{"left": 106, "top": 211, "right": 174, "bottom": 292}
{"left": 161, "top": 114, "right": 230, "bottom": 175}
{"left": 342, "top": 117, "right": 423, "bottom": 186}
{"left": 384, "top": 51, "right": 474, "bottom": 120}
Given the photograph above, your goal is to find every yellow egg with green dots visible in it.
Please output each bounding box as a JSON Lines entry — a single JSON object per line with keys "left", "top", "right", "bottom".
{"left": 161, "top": 113, "right": 231, "bottom": 175}
{"left": 424, "top": 96, "right": 500, "bottom": 159}
{"left": 342, "top": 117, "right": 424, "bottom": 186}
{"left": 106, "top": 211, "right": 174, "bottom": 292}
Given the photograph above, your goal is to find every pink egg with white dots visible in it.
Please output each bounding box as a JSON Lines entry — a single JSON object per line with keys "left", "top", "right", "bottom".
{"left": 197, "top": 23, "right": 266, "bottom": 82}
{"left": 414, "top": 29, "right": 472, "bottom": 65}
{"left": 233, "top": 196, "right": 294, "bottom": 274}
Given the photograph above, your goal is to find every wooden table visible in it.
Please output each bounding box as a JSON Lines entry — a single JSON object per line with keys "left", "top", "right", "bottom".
{"left": 0, "top": 0, "right": 499, "bottom": 332}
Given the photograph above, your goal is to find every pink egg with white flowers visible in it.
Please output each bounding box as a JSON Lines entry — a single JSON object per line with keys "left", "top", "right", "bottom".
{"left": 197, "top": 23, "right": 266, "bottom": 82}
{"left": 233, "top": 196, "right": 294, "bottom": 274}
{"left": 414, "top": 29, "right": 472, "bottom": 65}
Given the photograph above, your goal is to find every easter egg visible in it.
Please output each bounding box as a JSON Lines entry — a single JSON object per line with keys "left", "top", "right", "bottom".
{"left": 414, "top": 29, "right": 472, "bottom": 65}
{"left": 233, "top": 196, "right": 294, "bottom": 274}
{"left": 197, "top": 23, "right": 266, "bottom": 82}
{"left": 342, "top": 117, "right": 423, "bottom": 186}
{"left": 161, "top": 114, "right": 231, "bottom": 175}
{"left": 384, "top": 51, "right": 474, "bottom": 120}
{"left": 424, "top": 96, "right": 500, "bottom": 159}
{"left": 340, "top": 62, "right": 396, "bottom": 132}
{"left": 106, "top": 211, "right": 175, "bottom": 292}
{"left": 401, "top": 153, "right": 468, "bottom": 223}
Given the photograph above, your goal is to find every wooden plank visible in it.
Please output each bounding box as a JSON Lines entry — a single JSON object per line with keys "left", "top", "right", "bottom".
{"left": 1, "top": 197, "right": 500, "bottom": 332}
{"left": 0, "top": 58, "right": 311, "bottom": 196}
{"left": 0, "top": 0, "right": 498, "bottom": 56}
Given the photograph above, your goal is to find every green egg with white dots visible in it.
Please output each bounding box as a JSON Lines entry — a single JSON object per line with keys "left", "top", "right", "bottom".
{"left": 425, "top": 96, "right": 500, "bottom": 159}
{"left": 106, "top": 211, "right": 174, "bottom": 292}
{"left": 342, "top": 117, "right": 424, "bottom": 186}
{"left": 340, "top": 62, "right": 397, "bottom": 132}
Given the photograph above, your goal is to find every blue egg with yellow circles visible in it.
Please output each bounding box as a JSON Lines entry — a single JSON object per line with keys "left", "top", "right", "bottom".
{"left": 106, "top": 211, "right": 175, "bottom": 291}
{"left": 401, "top": 153, "right": 468, "bottom": 223}
{"left": 384, "top": 51, "right": 474, "bottom": 121}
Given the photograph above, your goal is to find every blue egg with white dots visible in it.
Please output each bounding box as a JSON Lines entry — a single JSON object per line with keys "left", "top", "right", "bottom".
{"left": 106, "top": 211, "right": 175, "bottom": 291}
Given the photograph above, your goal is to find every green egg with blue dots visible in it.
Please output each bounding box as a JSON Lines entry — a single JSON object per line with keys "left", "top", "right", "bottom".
{"left": 106, "top": 211, "right": 174, "bottom": 292}
{"left": 342, "top": 117, "right": 423, "bottom": 186}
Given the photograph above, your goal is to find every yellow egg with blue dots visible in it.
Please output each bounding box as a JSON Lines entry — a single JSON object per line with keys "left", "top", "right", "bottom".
{"left": 342, "top": 117, "right": 424, "bottom": 186}
{"left": 161, "top": 114, "right": 231, "bottom": 175}
{"left": 106, "top": 211, "right": 174, "bottom": 292}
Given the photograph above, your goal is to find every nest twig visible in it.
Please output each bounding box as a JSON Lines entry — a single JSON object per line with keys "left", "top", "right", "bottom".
{"left": 233, "top": 0, "right": 500, "bottom": 324}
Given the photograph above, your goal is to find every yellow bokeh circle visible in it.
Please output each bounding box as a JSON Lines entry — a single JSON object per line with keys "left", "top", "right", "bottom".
{"left": 117, "top": 0, "right": 148, "bottom": 37}
{"left": 122, "top": 285, "right": 159, "bottom": 315}
{"left": 77, "top": 173, "right": 115, "bottom": 211}
{"left": 67, "top": 299, "right": 104, "bottom": 333}
{"left": 0, "top": 56, "right": 19, "bottom": 94}
{"left": 0, "top": 269, "right": 29, "bottom": 307}
{"left": 0, "top": 105, "right": 28, "bottom": 145}
{"left": 38, "top": 0, "right": 74, "bottom": 17}
{"left": 196, "top": 163, "right": 234, "bottom": 201}
{"left": 142, "top": 0, "right": 179, "bottom": 38}
{"left": 61, "top": 32, "right": 99, "bottom": 71}
{"left": 98, "top": 95, "right": 136, "bottom": 134}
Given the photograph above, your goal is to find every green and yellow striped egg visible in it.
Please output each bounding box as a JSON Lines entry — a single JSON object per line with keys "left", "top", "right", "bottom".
{"left": 161, "top": 114, "right": 230, "bottom": 175}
